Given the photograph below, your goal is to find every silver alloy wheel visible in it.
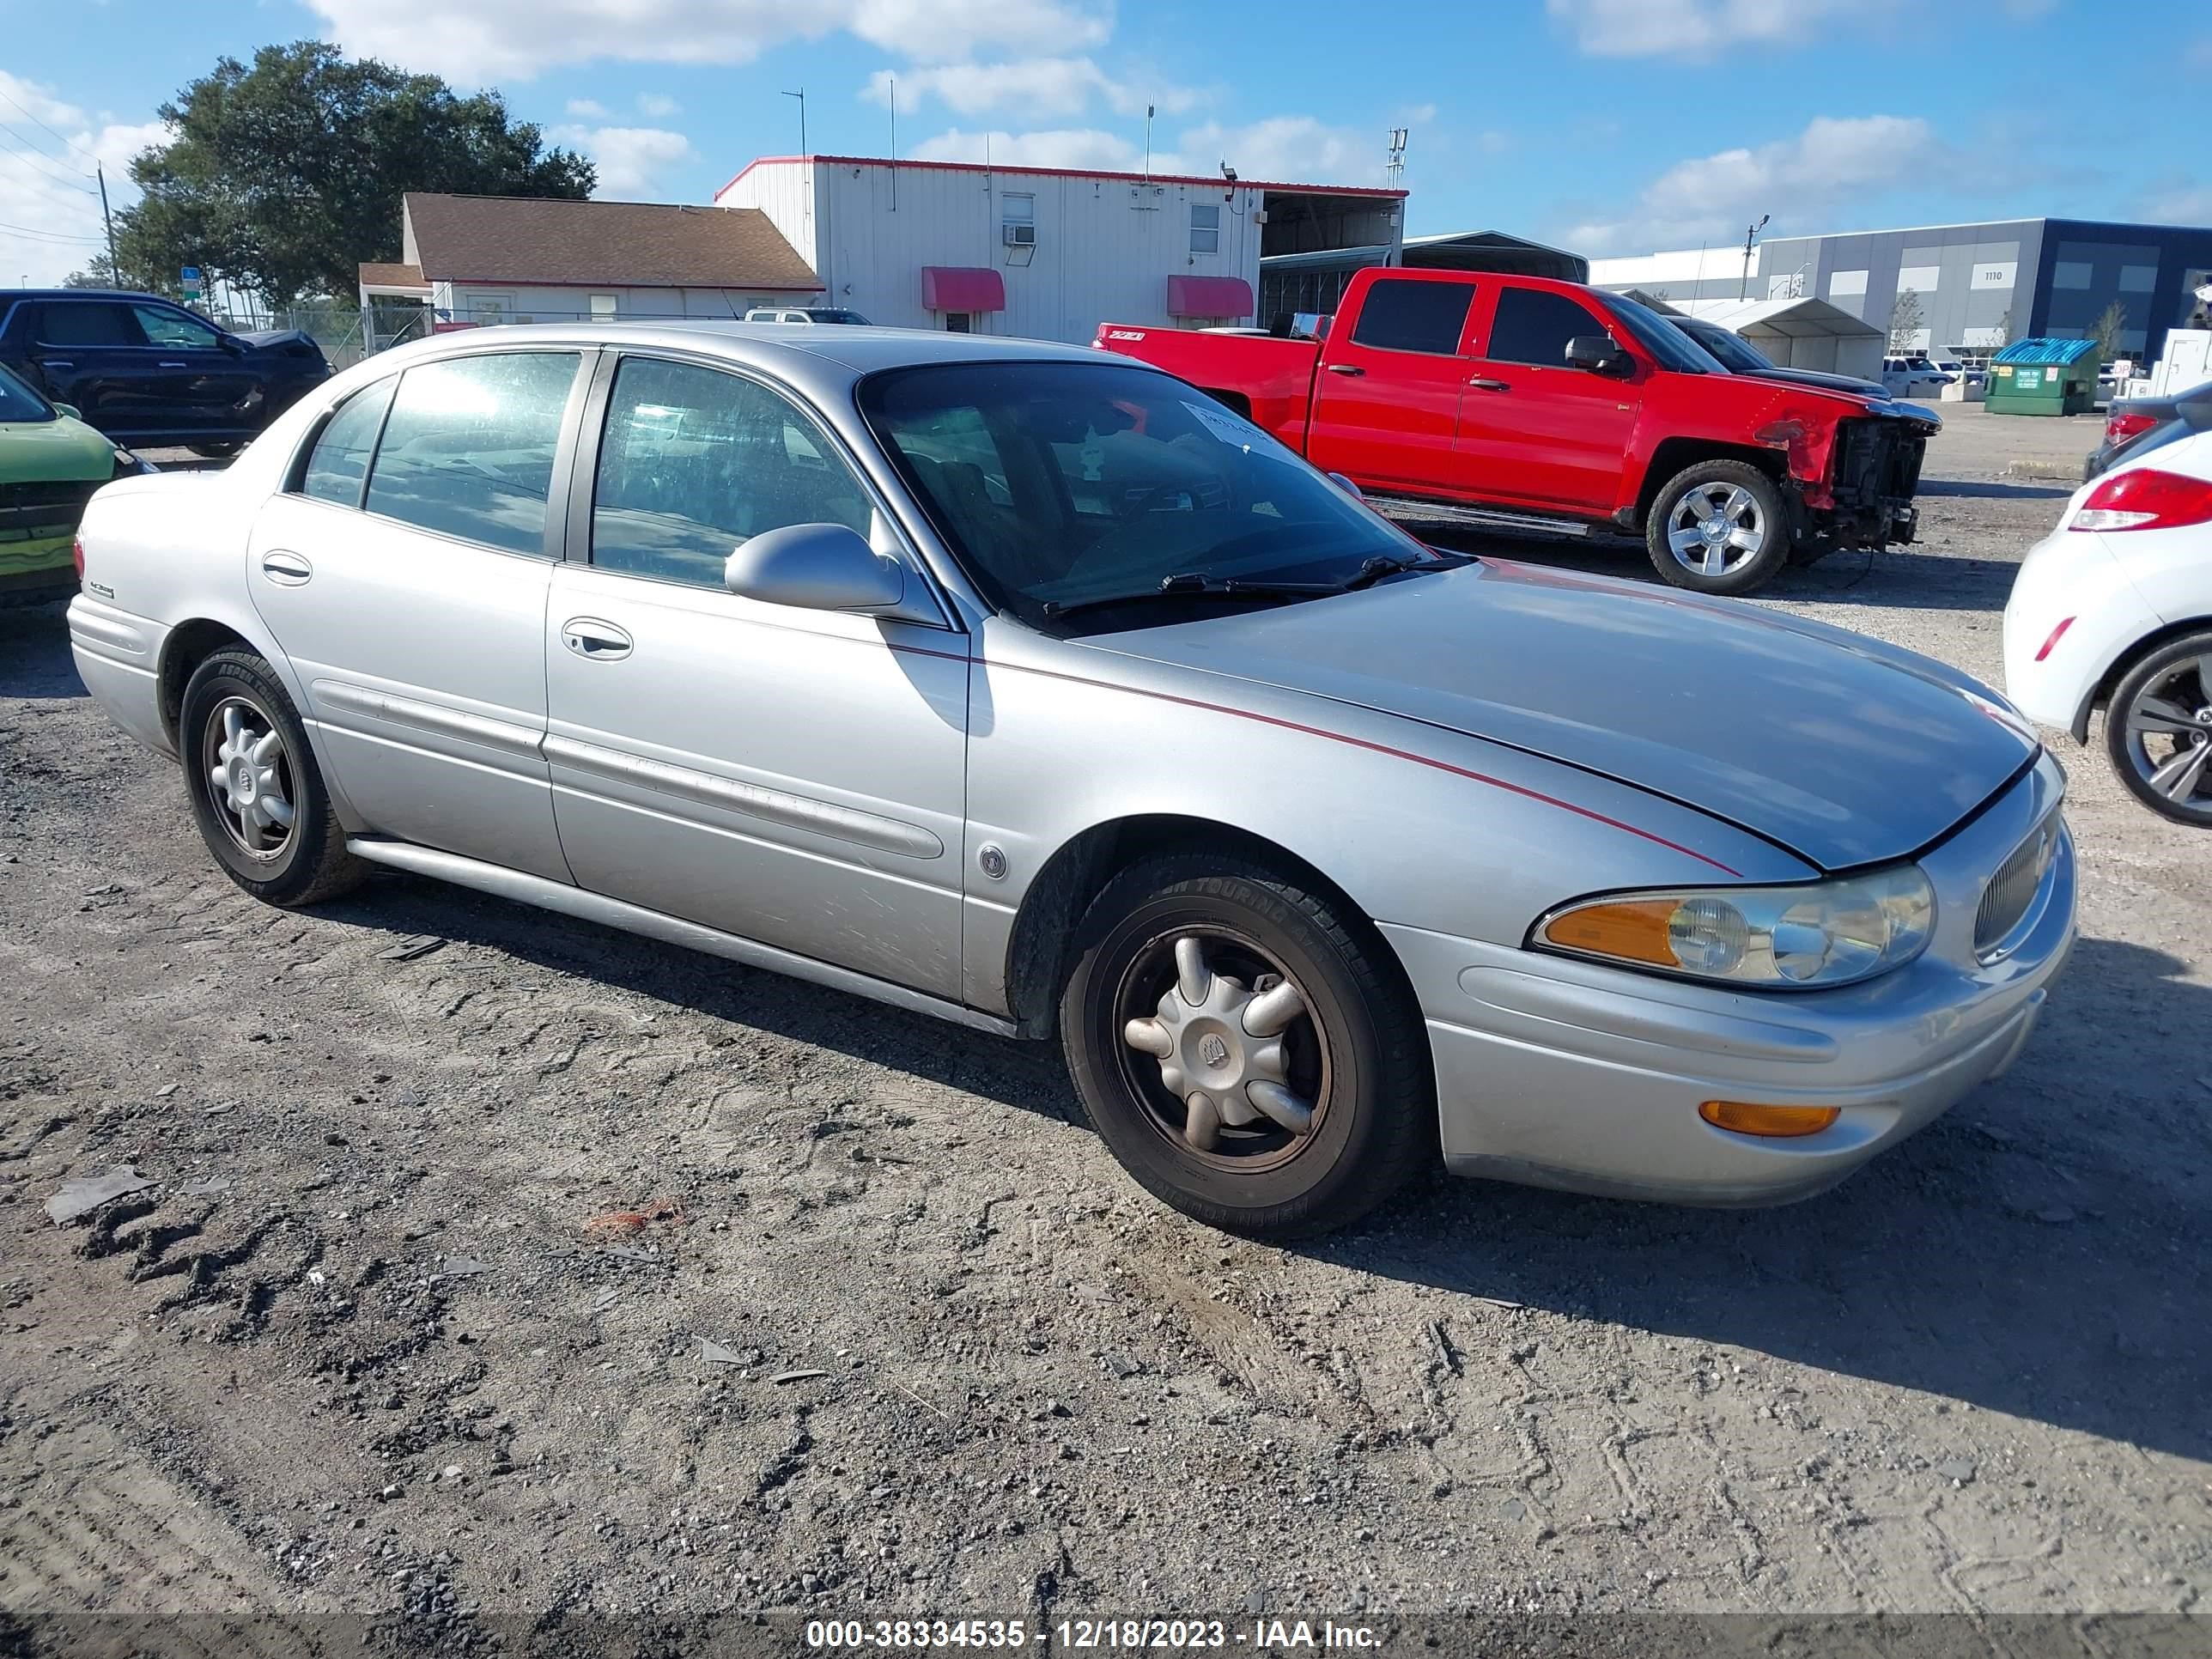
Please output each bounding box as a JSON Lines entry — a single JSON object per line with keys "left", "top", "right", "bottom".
{"left": 1121, "top": 933, "right": 1327, "bottom": 1165}
{"left": 2121, "top": 655, "right": 2212, "bottom": 808}
{"left": 1664, "top": 481, "right": 1767, "bottom": 578}
{"left": 202, "top": 696, "right": 297, "bottom": 858}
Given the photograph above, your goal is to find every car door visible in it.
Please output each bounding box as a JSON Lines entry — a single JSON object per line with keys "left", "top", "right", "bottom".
{"left": 21, "top": 300, "right": 163, "bottom": 439}
{"left": 126, "top": 301, "right": 259, "bottom": 439}
{"left": 543, "top": 350, "right": 970, "bottom": 999}
{"left": 1304, "top": 274, "right": 1479, "bottom": 495}
{"left": 246, "top": 349, "right": 590, "bottom": 882}
{"left": 1453, "top": 284, "right": 1644, "bottom": 514}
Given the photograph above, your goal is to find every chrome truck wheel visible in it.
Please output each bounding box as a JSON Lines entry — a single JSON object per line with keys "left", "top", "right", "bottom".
{"left": 1645, "top": 459, "right": 1790, "bottom": 596}
{"left": 1060, "top": 853, "right": 1433, "bottom": 1239}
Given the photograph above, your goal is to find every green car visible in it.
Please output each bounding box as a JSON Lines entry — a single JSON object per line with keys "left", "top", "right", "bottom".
{"left": 0, "top": 362, "right": 155, "bottom": 598}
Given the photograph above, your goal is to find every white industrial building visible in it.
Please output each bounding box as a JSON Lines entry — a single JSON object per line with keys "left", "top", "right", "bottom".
{"left": 715, "top": 154, "right": 1407, "bottom": 341}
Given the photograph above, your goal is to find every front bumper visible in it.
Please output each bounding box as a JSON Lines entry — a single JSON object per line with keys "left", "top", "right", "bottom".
{"left": 1383, "top": 755, "right": 2075, "bottom": 1206}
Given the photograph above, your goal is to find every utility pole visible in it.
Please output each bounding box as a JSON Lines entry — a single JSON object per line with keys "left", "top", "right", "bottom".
{"left": 1739, "top": 212, "right": 1769, "bottom": 301}
{"left": 96, "top": 163, "right": 118, "bottom": 280}
{"left": 1144, "top": 104, "right": 1154, "bottom": 182}
{"left": 782, "top": 88, "right": 806, "bottom": 155}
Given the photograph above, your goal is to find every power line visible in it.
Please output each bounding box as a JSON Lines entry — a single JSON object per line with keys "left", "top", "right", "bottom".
{"left": 0, "top": 217, "right": 107, "bottom": 244}
{"left": 0, "top": 79, "right": 106, "bottom": 169}
{"left": 0, "top": 138, "right": 100, "bottom": 196}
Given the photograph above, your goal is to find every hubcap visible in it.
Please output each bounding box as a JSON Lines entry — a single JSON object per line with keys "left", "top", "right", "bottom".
{"left": 1666, "top": 482, "right": 1766, "bottom": 577}
{"left": 203, "top": 697, "right": 297, "bottom": 858}
{"left": 2122, "top": 655, "right": 2212, "bottom": 812}
{"left": 1119, "top": 932, "right": 1327, "bottom": 1168}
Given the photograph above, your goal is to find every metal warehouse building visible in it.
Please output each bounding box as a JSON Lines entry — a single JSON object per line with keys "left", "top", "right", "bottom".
{"left": 717, "top": 155, "right": 1407, "bottom": 342}
{"left": 1589, "top": 217, "right": 2212, "bottom": 367}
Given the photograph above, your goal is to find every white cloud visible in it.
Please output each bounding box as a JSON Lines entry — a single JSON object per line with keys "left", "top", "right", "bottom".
{"left": 302, "top": 0, "right": 1110, "bottom": 82}
{"left": 1562, "top": 114, "right": 1938, "bottom": 255}
{"left": 864, "top": 58, "right": 1199, "bottom": 122}
{"left": 0, "top": 71, "right": 169, "bottom": 285}
{"left": 907, "top": 114, "right": 1380, "bottom": 184}
{"left": 1545, "top": 0, "right": 1897, "bottom": 55}
{"left": 565, "top": 97, "right": 610, "bottom": 117}
{"left": 636, "top": 92, "right": 680, "bottom": 117}
{"left": 550, "top": 125, "right": 698, "bottom": 199}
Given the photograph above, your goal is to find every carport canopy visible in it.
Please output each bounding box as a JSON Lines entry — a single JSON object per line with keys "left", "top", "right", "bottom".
{"left": 1636, "top": 294, "right": 1884, "bottom": 376}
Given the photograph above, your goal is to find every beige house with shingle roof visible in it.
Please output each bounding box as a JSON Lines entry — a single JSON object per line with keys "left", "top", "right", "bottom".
{"left": 357, "top": 191, "right": 822, "bottom": 334}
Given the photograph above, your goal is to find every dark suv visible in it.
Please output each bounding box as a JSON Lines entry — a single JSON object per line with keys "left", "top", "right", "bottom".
{"left": 0, "top": 289, "right": 330, "bottom": 454}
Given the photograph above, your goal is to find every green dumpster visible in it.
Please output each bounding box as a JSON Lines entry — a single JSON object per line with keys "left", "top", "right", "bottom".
{"left": 1986, "top": 337, "right": 2099, "bottom": 416}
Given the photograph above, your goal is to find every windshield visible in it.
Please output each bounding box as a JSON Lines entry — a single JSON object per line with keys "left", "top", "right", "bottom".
{"left": 1598, "top": 294, "right": 1725, "bottom": 374}
{"left": 0, "top": 362, "right": 57, "bottom": 423}
{"left": 1681, "top": 321, "right": 1773, "bottom": 374}
{"left": 860, "top": 361, "right": 1434, "bottom": 629}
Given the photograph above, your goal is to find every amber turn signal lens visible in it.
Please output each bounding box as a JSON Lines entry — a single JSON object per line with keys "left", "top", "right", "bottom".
{"left": 1539, "top": 899, "right": 1680, "bottom": 966}
{"left": 1698, "top": 1101, "right": 1841, "bottom": 1139}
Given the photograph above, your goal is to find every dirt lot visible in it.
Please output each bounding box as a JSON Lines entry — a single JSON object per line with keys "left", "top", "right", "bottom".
{"left": 2, "top": 410, "right": 2207, "bottom": 1648}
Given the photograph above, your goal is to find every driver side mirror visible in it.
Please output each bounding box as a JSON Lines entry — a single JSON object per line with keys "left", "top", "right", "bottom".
{"left": 725, "top": 521, "right": 908, "bottom": 613}
{"left": 216, "top": 334, "right": 247, "bottom": 356}
{"left": 1565, "top": 334, "right": 1632, "bottom": 376}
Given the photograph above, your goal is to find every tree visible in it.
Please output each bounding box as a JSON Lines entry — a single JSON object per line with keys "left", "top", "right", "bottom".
{"left": 1887, "top": 289, "right": 1925, "bottom": 355}
{"left": 2091, "top": 300, "right": 2130, "bottom": 365}
{"left": 62, "top": 255, "right": 125, "bottom": 289}
{"left": 1990, "top": 307, "right": 2012, "bottom": 350}
{"left": 112, "top": 41, "right": 594, "bottom": 306}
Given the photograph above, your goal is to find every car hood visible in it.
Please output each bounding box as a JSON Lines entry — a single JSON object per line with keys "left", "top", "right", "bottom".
{"left": 1083, "top": 560, "right": 2038, "bottom": 872}
{"left": 1751, "top": 365, "right": 1890, "bottom": 400}
{"left": 0, "top": 415, "right": 116, "bottom": 484}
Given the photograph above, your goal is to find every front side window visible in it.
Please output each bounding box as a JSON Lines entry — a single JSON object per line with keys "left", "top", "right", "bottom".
{"left": 299, "top": 378, "right": 398, "bottom": 507}
{"left": 589, "top": 356, "right": 872, "bottom": 589}
{"left": 862, "top": 360, "right": 1432, "bottom": 629}
{"left": 1482, "top": 288, "right": 1607, "bottom": 368}
{"left": 1002, "top": 192, "right": 1035, "bottom": 240}
{"left": 34, "top": 302, "right": 143, "bottom": 348}
{"left": 132, "top": 304, "right": 222, "bottom": 349}
{"left": 362, "top": 352, "right": 580, "bottom": 555}
{"left": 1348, "top": 279, "right": 1472, "bottom": 355}
{"left": 1190, "top": 204, "right": 1220, "bottom": 254}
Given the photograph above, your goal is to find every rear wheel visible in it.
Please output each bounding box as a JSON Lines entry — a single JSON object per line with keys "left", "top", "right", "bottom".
{"left": 186, "top": 441, "right": 241, "bottom": 459}
{"left": 1060, "top": 853, "right": 1434, "bottom": 1238}
{"left": 1645, "top": 460, "right": 1791, "bottom": 594}
{"left": 179, "top": 648, "right": 368, "bottom": 904}
{"left": 2105, "top": 631, "right": 2212, "bottom": 827}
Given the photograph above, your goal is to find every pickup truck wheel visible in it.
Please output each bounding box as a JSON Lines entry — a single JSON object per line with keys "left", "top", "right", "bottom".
{"left": 180, "top": 648, "right": 368, "bottom": 906}
{"left": 2104, "top": 631, "right": 2212, "bottom": 827}
{"left": 1646, "top": 461, "right": 1790, "bottom": 595}
{"left": 1060, "top": 854, "right": 1435, "bottom": 1239}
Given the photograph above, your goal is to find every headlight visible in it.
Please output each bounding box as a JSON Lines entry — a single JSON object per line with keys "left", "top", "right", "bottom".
{"left": 1532, "top": 866, "right": 1935, "bottom": 989}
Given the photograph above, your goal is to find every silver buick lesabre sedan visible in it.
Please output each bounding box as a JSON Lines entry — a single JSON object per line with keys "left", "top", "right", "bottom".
{"left": 66, "top": 325, "right": 2075, "bottom": 1237}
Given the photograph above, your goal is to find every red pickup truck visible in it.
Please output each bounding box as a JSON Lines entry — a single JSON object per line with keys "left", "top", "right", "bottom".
{"left": 1096, "top": 268, "right": 1934, "bottom": 595}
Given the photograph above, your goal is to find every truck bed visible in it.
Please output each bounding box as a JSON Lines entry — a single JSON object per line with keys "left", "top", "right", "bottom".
{"left": 1094, "top": 326, "right": 1322, "bottom": 454}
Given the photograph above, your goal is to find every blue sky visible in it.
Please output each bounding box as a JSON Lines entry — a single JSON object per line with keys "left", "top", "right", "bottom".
{"left": 3, "top": 0, "right": 2207, "bottom": 288}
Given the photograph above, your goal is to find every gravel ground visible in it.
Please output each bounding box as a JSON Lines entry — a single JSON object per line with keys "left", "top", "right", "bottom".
{"left": 2, "top": 411, "right": 2207, "bottom": 1647}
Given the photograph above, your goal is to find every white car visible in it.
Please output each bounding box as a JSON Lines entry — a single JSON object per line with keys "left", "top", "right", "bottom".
{"left": 741, "top": 307, "right": 872, "bottom": 325}
{"left": 2002, "top": 404, "right": 2212, "bottom": 825}
{"left": 1882, "top": 356, "right": 1956, "bottom": 398}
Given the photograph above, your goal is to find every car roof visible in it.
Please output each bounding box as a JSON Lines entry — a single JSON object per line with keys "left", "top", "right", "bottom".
{"left": 0, "top": 289, "right": 180, "bottom": 304}
{"left": 386, "top": 320, "right": 1111, "bottom": 374}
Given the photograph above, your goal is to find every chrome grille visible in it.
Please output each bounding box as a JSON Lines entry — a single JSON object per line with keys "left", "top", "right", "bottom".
{"left": 1975, "top": 815, "right": 2057, "bottom": 963}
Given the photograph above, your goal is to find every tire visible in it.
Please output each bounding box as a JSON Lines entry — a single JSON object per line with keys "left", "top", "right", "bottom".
{"left": 1644, "top": 459, "right": 1792, "bottom": 595}
{"left": 187, "top": 442, "right": 241, "bottom": 459}
{"left": 1059, "top": 852, "right": 1435, "bottom": 1239}
{"left": 2103, "top": 630, "right": 2212, "bottom": 827}
{"left": 179, "top": 647, "right": 368, "bottom": 905}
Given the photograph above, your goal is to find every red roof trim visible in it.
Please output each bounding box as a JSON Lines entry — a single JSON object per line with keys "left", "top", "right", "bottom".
{"left": 979, "top": 659, "right": 1743, "bottom": 877}
{"left": 436, "top": 276, "right": 823, "bottom": 293}
{"left": 719, "top": 154, "right": 1408, "bottom": 204}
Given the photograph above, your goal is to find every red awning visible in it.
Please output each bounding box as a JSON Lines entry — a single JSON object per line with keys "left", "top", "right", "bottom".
{"left": 921, "top": 266, "right": 1006, "bottom": 313}
{"left": 1165, "top": 276, "right": 1255, "bottom": 319}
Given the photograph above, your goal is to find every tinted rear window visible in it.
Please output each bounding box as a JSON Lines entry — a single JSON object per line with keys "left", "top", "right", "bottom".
{"left": 35, "top": 303, "right": 143, "bottom": 347}
{"left": 1349, "top": 280, "right": 1473, "bottom": 355}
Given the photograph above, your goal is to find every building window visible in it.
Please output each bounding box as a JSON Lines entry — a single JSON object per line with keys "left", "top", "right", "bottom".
{"left": 2118, "top": 264, "right": 2159, "bottom": 294}
{"left": 1828, "top": 270, "right": 1868, "bottom": 297}
{"left": 1001, "top": 192, "right": 1036, "bottom": 247}
{"left": 944, "top": 313, "right": 973, "bottom": 333}
{"left": 1190, "top": 204, "right": 1220, "bottom": 255}
{"left": 589, "top": 294, "right": 618, "bottom": 320}
{"left": 1897, "top": 264, "right": 1941, "bottom": 293}
{"left": 1971, "top": 261, "right": 2015, "bottom": 290}
{"left": 2053, "top": 262, "right": 2093, "bottom": 289}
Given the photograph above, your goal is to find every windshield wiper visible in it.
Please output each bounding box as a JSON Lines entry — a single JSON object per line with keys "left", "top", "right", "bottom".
{"left": 1040, "top": 556, "right": 1438, "bottom": 621}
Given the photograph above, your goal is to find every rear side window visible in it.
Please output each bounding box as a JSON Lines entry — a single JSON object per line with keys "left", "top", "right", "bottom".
{"left": 299, "top": 380, "right": 397, "bottom": 507}
{"left": 1483, "top": 289, "right": 1606, "bottom": 368}
{"left": 1349, "top": 280, "right": 1473, "bottom": 355}
{"left": 34, "top": 302, "right": 143, "bottom": 347}
{"left": 363, "top": 352, "right": 580, "bottom": 555}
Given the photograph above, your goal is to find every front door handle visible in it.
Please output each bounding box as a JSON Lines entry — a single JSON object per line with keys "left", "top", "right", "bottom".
{"left": 561, "top": 617, "right": 632, "bottom": 660}
{"left": 158, "top": 361, "right": 190, "bottom": 369}
{"left": 1325, "top": 363, "right": 1365, "bottom": 377}
{"left": 259, "top": 550, "right": 313, "bottom": 586}
{"left": 1466, "top": 377, "right": 1512, "bottom": 392}
{"left": 35, "top": 359, "right": 73, "bottom": 372}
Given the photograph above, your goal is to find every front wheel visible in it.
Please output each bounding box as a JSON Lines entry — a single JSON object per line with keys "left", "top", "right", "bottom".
{"left": 2104, "top": 631, "right": 2212, "bottom": 826}
{"left": 1060, "top": 853, "right": 1434, "bottom": 1239}
{"left": 1645, "top": 460, "right": 1791, "bottom": 594}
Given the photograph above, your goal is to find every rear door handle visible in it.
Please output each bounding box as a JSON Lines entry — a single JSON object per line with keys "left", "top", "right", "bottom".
{"left": 158, "top": 361, "right": 189, "bottom": 368}
{"left": 259, "top": 550, "right": 312, "bottom": 586}
{"left": 561, "top": 617, "right": 632, "bottom": 660}
{"left": 1325, "top": 363, "right": 1365, "bottom": 377}
{"left": 1466, "top": 377, "right": 1512, "bottom": 392}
